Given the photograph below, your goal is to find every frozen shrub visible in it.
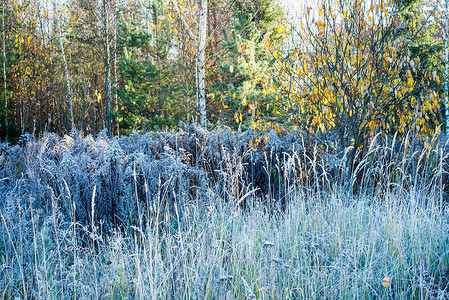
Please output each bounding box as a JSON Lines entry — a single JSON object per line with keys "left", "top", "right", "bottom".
{"left": 0, "top": 126, "right": 446, "bottom": 231}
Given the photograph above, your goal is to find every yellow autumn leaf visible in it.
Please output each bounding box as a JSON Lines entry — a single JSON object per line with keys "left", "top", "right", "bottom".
{"left": 251, "top": 121, "right": 256, "bottom": 130}
{"left": 232, "top": 93, "right": 236, "bottom": 100}
{"left": 319, "top": 122, "right": 325, "bottom": 133}
{"left": 277, "top": 25, "right": 283, "bottom": 34}
{"left": 273, "top": 51, "right": 278, "bottom": 59}
{"left": 265, "top": 39, "right": 270, "bottom": 48}
{"left": 242, "top": 99, "right": 247, "bottom": 106}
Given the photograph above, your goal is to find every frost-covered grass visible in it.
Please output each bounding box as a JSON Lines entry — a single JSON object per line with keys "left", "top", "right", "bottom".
{"left": 2, "top": 189, "right": 448, "bottom": 299}
{"left": 0, "top": 128, "right": 448, "bottom": 299}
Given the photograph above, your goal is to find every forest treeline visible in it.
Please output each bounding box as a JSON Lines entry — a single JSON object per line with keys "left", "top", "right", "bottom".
{"left": 0, "top": 0, "right": 446, "bottom": 153}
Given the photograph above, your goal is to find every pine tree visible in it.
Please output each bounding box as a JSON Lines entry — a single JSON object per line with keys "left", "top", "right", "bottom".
{"left": 211, "top": 0, "right": 286, "bottom": 129}
{"left": 117, "top": 0, "right": 189, "bottom": 132}
{"left": 394, "top": 0, "right": 444, "bottom": 133}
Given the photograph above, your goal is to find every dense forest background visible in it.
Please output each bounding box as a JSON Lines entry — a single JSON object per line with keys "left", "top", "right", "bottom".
{"left": 0, "top": 0, "right": 446, "bottom": 149}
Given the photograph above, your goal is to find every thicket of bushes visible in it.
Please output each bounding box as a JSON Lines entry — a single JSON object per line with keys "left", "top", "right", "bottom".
{"left": 1, "top": 126, "right": 446, "bottom": 227}
{"left": 0, "top": 127, "right": 448, "bottom": 298}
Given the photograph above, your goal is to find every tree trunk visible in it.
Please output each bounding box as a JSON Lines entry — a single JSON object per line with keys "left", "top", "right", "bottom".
{"left": 54, "top": 0, "right": 74, "bottom": 130}
{"left": 153, "top": 4, "right": 163, "bottom": 125}
{"left": 445, "top": 0, "right": 449, "bottom": 134}
{"left": 113, "top": 0, "right": 119, "bottom": 135}
{"left": 21, "top": 77, "right": 25, "bottom": 134}
{"left": 198, "top": 0, "right": 207, "bottom": 128}
{"left": 103, "top": 0, "right": 111, "bottom": 135}
{"left": 2, "top": 2, "right": 7, "bottom": 139}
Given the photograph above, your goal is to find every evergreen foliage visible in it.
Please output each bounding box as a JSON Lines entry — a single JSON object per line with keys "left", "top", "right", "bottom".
{"left": 395, "top": 0, "right": 444, "bottom": 130}
{"left": 117, "top": 1, "right": 193, "bottom": 132}
{"left": 209, "top": 0, "right": 286, "bottom": 128}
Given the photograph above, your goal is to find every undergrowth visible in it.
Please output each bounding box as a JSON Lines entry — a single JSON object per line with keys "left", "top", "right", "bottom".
{"left": 0, "top": 126, "right": 448, "bottom": 299}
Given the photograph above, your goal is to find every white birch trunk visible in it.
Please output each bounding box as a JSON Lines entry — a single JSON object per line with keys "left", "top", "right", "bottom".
{"left": 21, "top": 77, "right": 25, "bottom": 133}
{"left": 113, "top": 0, "right": 119, "bottom": 135}
{"left": 103, "top": 0, "right": 111, "bottom": 135}
{"left": 445, "top": 0, "right": 449, "bottom": 134}
{"left": 54, "top": 0, "right": 74, "bottom": 130}
{"left": 198, "top": 0, "right": 207, "bottom": 128}
{"left": 2, "top": 3, "right": 7, "bottom": 138}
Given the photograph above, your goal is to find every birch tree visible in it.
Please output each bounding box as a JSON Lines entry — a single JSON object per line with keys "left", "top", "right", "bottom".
{"left": 254, "top": 0, "right": 442, "bottom": 171}
{"left": 102, "top": 0, "right": 112, "bottom": 134}
{"left": 171, "top": 0, "right": 208, "bottom": 127}
{"left": 2, "top": 2, "right": 7, "bottom": 138}
{"left": 113, "top": 0, "right": 119, "bottom": 134}
{"left": 54, "top": 0, "right": 74, "bottom": 129}
{"left": 198, "top": 0, "right": 207, "bottom": 127}
{"left": 445, "top": 0, "right": 449, "bottom": 133}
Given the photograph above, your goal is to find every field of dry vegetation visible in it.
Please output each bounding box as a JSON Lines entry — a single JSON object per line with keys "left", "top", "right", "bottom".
{"left": 0, "top": 126, "right": 449, "bottom": 299}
